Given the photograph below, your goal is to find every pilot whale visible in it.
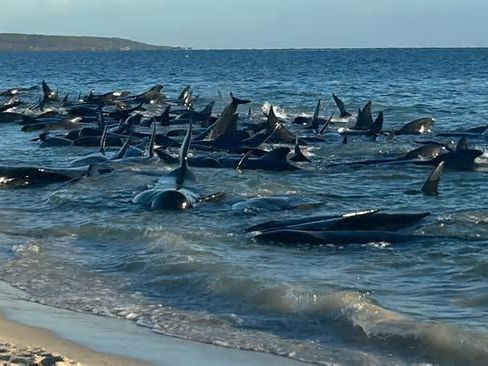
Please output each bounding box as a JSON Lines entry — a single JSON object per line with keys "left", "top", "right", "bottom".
{"left": 133, "top": 124, "right": 223, "bottom": 210}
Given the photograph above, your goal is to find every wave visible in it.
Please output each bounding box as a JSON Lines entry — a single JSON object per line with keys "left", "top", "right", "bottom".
{"left": 261, "top": 102, "right": 288, "bottom": 119}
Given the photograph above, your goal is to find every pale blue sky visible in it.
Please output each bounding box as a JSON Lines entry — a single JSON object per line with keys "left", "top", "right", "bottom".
{"left": 0, "top": 0, "right": 486, "bottom": 49}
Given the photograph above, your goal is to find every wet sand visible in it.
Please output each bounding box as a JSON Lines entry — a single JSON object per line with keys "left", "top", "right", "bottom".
{"left": 0, "top": 281, "right": 303, "bottom": 366}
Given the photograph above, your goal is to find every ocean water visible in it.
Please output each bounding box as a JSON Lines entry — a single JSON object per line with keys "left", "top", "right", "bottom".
{"left": 1, "top": 49, "right": 488, "bottom": 365}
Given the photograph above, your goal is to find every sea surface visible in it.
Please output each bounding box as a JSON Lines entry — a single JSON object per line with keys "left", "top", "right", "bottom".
{"left": 1, "top": 49, "right": 488, "bottom": 365}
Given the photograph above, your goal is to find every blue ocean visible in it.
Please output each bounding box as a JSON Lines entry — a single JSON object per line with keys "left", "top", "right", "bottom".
{"left": 1, "top": 49, "right": 488, "bottom": 365}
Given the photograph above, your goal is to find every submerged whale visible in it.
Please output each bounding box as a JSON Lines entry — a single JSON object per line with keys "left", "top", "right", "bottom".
{"left": 0, "top": 164, "right": 111, "bottom": 188}
{"left": 250, "top": 210, "right": 433, "bottom": 245}
{"left": 133, "top": 124, "right": 223, "bottom": 210}
{"left": 327, "top": 137, "right": 481, "bottom": 171}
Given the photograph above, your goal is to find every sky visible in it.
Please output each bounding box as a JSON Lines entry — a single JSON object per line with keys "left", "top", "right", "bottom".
{"left": 0, "top": 0, "right": 486, "bottom": 49}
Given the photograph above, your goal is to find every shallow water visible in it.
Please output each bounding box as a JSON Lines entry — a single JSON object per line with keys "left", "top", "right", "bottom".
{"left": 0, "top": 49, "right": 488, "bottom": 365}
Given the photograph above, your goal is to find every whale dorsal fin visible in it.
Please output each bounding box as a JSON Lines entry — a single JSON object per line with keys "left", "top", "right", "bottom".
{"left": 148, "top": 119, "right": 157, "bottom": 158}
{"left": 368, "top": 111, "right": 384, "bottom": 135}
{"left": 266, "top": 106, "right": 296, "bottom": 144}
{"left": 422, "top": 161, "right": 444, "bottom": 196}
{"left": 290, "top": 134, "right": 311, "bottom": 163}
{"left": 195, "top": 95, "right": 249, "bottom": 142}
{"left": 96, "top": 106, "right": 105, "bottom": 129}
{"left": 354, "top": 101, "right": 373, "bottom": 130}
{"left": 178, "top": 85, "right": 191, "bottom": 102}
{"left": 319, "top": 112, "right": 334, "bottom": 134}
{"left": 160, "top": 105, "right": 171, "bottom": 126}
{"left": 332, "top": 93, "right": 351, "bottom": 118}
{"left": 136, "top": 84, "right": 163, "bottom": 102}
{"left": 179, "top": 123, "right": 191, "bottom": 168}
{"left": 168, "top": 123, "right": 195, "bottom": 188}
{"left": 311, "top": 99, "right": 321, "bottom": 131}
{"left": 230, "top": 92, "right": 252, "bottom": 106}
{"left": 455, "top": 136, "right": 469, "bottom": 152}
{"left": 200, "top": 101, "right": 215, "bottom": 117}
{"left": 99, "top": 125, "right": 108, "bottom": 155}
{"left": 41, "top": 80, "right": 53, "bottom": 102}
{"left": 112, "top": 134, "right": 132, "bottom": 160}
{"left": 397, "top": 117, "right": 434, "bottom": 134}
{"left": 267, "top": 105, "right": 279, "bottom": 133}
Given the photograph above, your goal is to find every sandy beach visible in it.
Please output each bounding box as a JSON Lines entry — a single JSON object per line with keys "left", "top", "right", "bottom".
{"left": 0, "top": 281, "right": 303, "bottom": 366}
{"left": 0, "top": 309, "right": 149, "bottom": 366}
{"left": 0, "top": 341, "right": 79, "bottom": 366}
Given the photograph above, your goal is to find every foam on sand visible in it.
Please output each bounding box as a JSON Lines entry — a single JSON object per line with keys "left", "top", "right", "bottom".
{"left": 0, "top": 281, "right": 303, "bottom": 366}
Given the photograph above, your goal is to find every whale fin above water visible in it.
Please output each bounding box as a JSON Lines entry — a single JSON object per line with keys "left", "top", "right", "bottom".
{"left": 404, "top": 145, "right": 443, "bottom": 160}
{"left": 230, "top": 93, "right": 252, "bottom": 106}
{"left": 289, "top": 134, "right": 311, "bottom": 162}
{"left": 422, "top": 161, "right": 444, "bottom": 196}
{"left": 160, "top": 105, "right": 171, "bottom": 126}
{"left": 368, "top": 111, "right": 384, "bottom": 135}
{"left": 148, "top": 120, "right": 157, "bottom": 158}
{"left": 111, "top": 134, "right": 133, "bottom": 160}
{"left": 133, "top": 84, "right": 164, "bottom": 103}
{"left": 168, "top": 123, "right": 195, "bottom": 187}
{"left": 42, "top": 80, "right": 56, "bottom": 103}
{"left": 266, "top": 106, "right": 297, "bottom": 144}
{"left": 396, "top": 117, "right": 434, "bottom": 135}
{"left": 99, "top": 125, "right": 108, "bottom": 155}
{"left": 455, "top": 136, "right": 469, "bottom": 152}
{"left": 354, "top": 101, "right": 373, "bottom": 130}
{"left": 266, "top": 105, "right": 279, "bottom": 134}
{"left": 319, "top": 112, "right": 334, "bottom": 134}
{"left": 310, "top": 99, "right": 321, "bottom": 131}
{"left": 200, "top": 101, "right": 215, "bottom": 118}
{"left": 332, "top": 93, "right": 352, "bottom": 118}
{"left": 178, "top": 85, "right": 191, "bottom": 103}
{"left": 195, "top": 93, "right": 250, "bottom": 142}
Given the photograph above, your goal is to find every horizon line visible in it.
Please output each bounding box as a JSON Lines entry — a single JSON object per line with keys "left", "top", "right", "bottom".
{"left": 190, "top": 46, "right": 488, "bottom": 51}
{"left": 1, "top": 32, "right": 487, "bottom": 51}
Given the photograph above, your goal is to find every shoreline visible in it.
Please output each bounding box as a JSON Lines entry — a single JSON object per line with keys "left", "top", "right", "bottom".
{"left": 0, "top": 282, "right": 151, "bottom": 366}
{"left": 0, "top": 281, "right": 303, "bottom": 366}
{"left": 0, "top": 313, "right": 148, "bottom": 366}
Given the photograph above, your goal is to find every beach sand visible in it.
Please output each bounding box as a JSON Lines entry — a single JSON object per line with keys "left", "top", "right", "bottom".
{"left": 0, "top": 281, "right": 303, "bottom": 366}
{"left": 0, "top": 309, "right": 149, "bottom": 366}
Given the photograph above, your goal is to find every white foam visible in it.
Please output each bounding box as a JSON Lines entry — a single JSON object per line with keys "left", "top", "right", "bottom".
{"left": 261, "top": 102, "right": 288, "bottom": 119}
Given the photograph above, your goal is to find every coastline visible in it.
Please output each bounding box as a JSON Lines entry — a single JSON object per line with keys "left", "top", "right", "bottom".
{"left": 0, "top": 314, "right": 146, "bottom": 366}
{"left": 0, "top": 282, "right": 151, "bottom": 366}
{"left": 0, "top": 281, "right": 303, "bottom": 366}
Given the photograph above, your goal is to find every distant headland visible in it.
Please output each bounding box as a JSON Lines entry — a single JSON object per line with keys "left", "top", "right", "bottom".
{"left": 0, "top": 33, "right": 183, "bottom": 52}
